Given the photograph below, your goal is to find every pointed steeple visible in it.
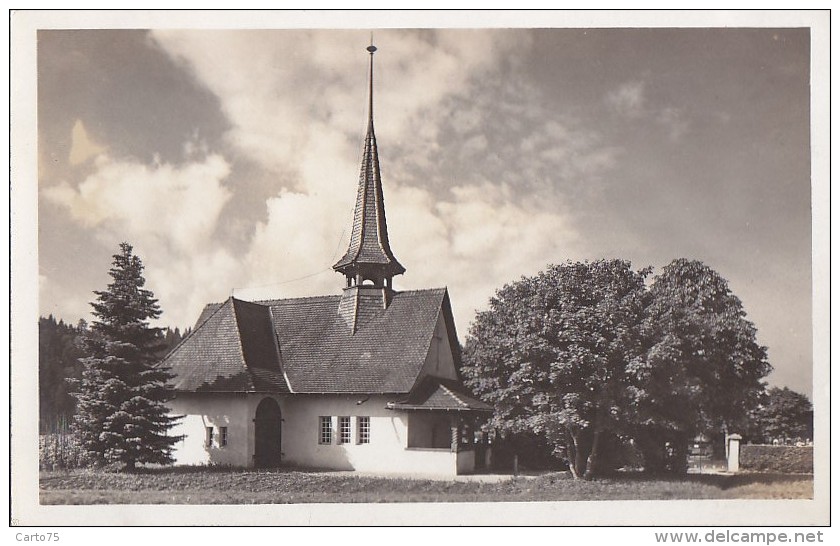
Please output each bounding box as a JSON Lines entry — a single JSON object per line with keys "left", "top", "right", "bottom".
{"left": 333, "top": 44, "right": 405, "bottom": 292}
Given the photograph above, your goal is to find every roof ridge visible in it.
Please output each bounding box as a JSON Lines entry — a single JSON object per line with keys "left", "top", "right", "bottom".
{"left": 394, "top": 287, "right": 447, "bottom": 294}
{"left": 231, "top": 297, "right": 269, "bottom": 308}
{"left": 254, "top": 294, "right": 341, "bottom": 304}
{"left": 249, "top": 288, "right": 447, "bottom": 305}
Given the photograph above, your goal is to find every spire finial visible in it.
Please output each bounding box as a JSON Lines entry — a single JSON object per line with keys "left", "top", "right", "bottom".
{"left": 366, "top": 40, "right": 376, "bottom": 131}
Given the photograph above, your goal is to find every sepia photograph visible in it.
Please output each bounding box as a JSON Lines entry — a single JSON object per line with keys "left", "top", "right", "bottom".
{"left": 9, "top": 9, "right": 830, "bottom": 530}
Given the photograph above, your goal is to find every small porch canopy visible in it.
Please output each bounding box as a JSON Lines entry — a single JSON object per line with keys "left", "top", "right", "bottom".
{"left": 386, "top": 377, "right": 493, "bottom": 413}
{"left": 387, "top": 377, "right": 492, "bottom": 452}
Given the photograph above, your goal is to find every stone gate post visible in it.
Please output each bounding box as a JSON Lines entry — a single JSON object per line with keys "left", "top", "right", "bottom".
{"left": 726, "top": 433, "right": 742, "bottom": 473}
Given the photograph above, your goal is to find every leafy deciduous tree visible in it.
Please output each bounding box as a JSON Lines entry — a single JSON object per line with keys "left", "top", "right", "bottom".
{"left": 633, "top": 259, "right": 771, "bottom": 471}
{"left": 462, "top": 260, "right": 649, "bottom": 478}
{"left": 464, "top": 258, "right": 772, "bottom": 478}
{"left": 751, "top": 387, "right": 812, "bottom": 443}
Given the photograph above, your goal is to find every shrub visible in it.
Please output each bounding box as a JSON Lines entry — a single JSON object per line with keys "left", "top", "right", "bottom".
{"left": 39, "top": 433, "right": 87, "bottom": 470}
{"left": 740, "top": 444, "right": 813, "bottom": 473}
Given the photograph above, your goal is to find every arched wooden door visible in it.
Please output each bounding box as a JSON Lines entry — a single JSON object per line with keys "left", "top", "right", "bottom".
{"left": 254, "top": 398, "right": 282, "bottom": 468}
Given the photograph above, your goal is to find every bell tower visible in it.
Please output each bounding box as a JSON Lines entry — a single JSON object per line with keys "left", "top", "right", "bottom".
{"left": 334, "top": 44, "right": 405, "bottom": 332}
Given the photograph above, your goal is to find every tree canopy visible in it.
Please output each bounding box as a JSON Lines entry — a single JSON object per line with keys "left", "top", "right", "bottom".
{"left": 632, "top": 259, "right": 771, "bottom": 469}
{"left": 39, "top": 316, "right": 87, "bottom": 432}
{"left": 750, "top": 387, "right": 812, "bottom": 443}
{"left": 71, "top": 242, "right": 182, "bottom": 470}
{"left": 462, "top": 258, "right": 772, "bottom": 478}
{"left": 462, "top": 260, "right": 649, "bottom": 478}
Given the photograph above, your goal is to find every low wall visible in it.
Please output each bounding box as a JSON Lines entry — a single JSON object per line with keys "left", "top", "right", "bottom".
{"left": 740, "top": 445, "right": 813, "bottom": 473}
{"left": 456, "top": 449, "right": 476, "bottom": 474}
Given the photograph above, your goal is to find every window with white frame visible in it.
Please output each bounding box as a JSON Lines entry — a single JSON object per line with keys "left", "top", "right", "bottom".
{"left": 319, "top": 416, "right": 332, "bottom": 444}
{"left": 338, "top": 416, "right": 352, "bottom": 444}
{"left": 220, "top": 426, "right": 228, "bottom": 447}
{"left": 357, "top": 416, "right": 370, "bottom": 444}
{"left": 205, "top": 426, "right": 214, "bottom": 448}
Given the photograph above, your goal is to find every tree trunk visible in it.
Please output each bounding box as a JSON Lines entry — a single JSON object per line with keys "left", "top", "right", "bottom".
{"left": 565, "top": 427, "right": 580, "bottom": 478}
{"left": 573, "top": 436, "right": 589, "bottom": 478}
{"left": 566, "top": 426, "right": 593, "bottom": 479}
{"left": 584, "top": 429, "right": 602, "bottom": 480}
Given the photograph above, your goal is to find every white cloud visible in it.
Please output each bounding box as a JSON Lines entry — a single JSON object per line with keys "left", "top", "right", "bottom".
{"left": 139, "top": 30, "right": 615, "bottom": 333}
{"left": 44, "top": 154, "right": 232, "bottom": 252}
{"left": 606, "top": 80, "right": 646, "bottom": 118}
{"left": 150, "top": 30, "right": 516, "bottom": 178}
{"left": 146, "top": 247, "right": 241, "bottom": 329}
{"left": 42, "top": 152, "right": 239, "bottom": 327}
{"left": 239, "top": 174, "right": 583, "bottom": 336}
{"left": 389, "top": 182, "right": 581, "bottom": 335}
{"left": 35, "top": 29, "right": 611, "bottom": 333}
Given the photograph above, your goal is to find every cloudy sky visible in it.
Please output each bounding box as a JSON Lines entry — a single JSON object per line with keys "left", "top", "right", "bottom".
{"left": 36, "top": 27, "right": 813, "bottom": 395}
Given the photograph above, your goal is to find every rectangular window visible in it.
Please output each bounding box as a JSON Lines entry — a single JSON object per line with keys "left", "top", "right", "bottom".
{"left": 206, "top": 426, "right": 214, "bottom": 448}
{"left": 338, "top": 416, "right": 352, "bottom": 445}
{"left": 319, "top": 416, "right": 332, "bottom": 445}
{"left": 220, "top": 426, "right": 228, "bottom": 447}
{"left": 357, "top": 416, "right": 370, "bottom": 444}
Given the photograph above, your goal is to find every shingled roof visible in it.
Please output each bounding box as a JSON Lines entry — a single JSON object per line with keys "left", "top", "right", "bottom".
{"left": 162, "top": 288, "right": 456, "bottom": 395}
{"left": 387, "top": 376, "right": 493, "bottom": 412}
{"left": 160, "top": 298, "right": 289, "bottom": 393}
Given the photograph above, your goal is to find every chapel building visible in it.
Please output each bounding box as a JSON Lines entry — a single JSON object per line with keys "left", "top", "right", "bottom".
{"left": 161, "top": 44, "right": 492, "bottom": 475}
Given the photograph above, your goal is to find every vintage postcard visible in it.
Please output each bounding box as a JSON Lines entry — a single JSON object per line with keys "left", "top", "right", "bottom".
{"left": 9, "top": 9, "right": 830, "bottom": 531}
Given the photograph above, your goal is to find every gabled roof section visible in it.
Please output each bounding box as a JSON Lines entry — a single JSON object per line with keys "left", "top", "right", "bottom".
{"left": 194, "top": 302, "right": 223, "bottom": 330}
{"left": 333, "top": 45, "right": 405, "bottom": 279}
{"left": 263, "top": 288, "right": 448, "bottom": 393}
{"left": 387, "top": 376, "right": 493, "bottom": 412}
{"left": 231, "top": 299, "right": 288, "bottom": 392}
{"left": 160, "top": 298, "right": 289, "bottom": 393}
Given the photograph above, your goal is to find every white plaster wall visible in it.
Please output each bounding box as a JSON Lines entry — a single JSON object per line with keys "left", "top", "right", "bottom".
{"left": 419, "top": 311, "right": 459, "bottom": 380}
{"left": 401, "top": 448, "right": 459, "bottom": 474}
{"left": 169, "top": 393, "right": 283, "bottom": 467}
{"left": 281, "top": 394, "right": 460, "bottom": 474}
{"left": 170, "top": 392, "right": 466, "bottom": 474}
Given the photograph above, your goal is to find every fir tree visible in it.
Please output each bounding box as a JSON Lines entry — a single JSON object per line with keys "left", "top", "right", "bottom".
{"left": 71, "top": 242, "right": 182, "bottom": 470}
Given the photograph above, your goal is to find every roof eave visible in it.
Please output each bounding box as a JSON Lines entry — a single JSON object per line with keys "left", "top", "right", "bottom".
{"left": 384, "top": 403, "right": 493, "bottom": 413}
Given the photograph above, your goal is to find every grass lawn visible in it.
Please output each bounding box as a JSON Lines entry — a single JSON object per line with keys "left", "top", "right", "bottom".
{"left": 39, "top": 468, "right": 813, "bottom": 504}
